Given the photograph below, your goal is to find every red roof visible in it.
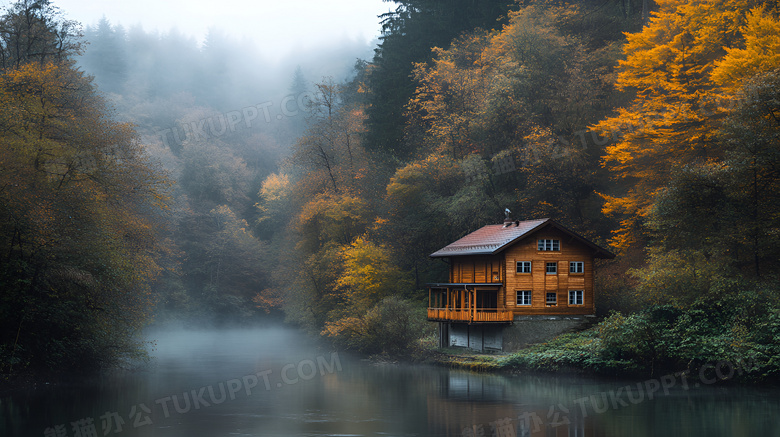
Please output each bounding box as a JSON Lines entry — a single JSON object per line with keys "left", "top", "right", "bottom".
{"left": 430, "top": 218, "right": 615, "bottom": 259}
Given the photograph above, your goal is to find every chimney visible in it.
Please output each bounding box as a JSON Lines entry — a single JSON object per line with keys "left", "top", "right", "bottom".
{"left": 503, "top": 207, "right": 513, "bottom": 227}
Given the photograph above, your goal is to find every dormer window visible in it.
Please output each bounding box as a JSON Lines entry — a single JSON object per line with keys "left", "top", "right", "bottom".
{"left": 538, "top": 239, "right": 560, "bottom": 251}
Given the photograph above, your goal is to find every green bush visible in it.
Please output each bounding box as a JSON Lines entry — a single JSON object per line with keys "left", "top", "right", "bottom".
{"left": 502, "top": 288, "right": 780, "bottom": 382}
{"left": 322, "top": 296, "right": 433, "bottom": 357}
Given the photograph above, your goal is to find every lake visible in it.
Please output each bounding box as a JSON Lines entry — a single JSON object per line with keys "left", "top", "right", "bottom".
{"left": 2, "top": 327, "right": 778, "bottom": 437}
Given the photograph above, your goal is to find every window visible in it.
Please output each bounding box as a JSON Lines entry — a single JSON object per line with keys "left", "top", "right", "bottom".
{"left": 546, "top": 262, "right": 557, "bottom": 274}
{"left": 569, "top": 290, "right": 584, "bottom": 305}
{"left": 516, "top": 261, "right": 531, "bottom": 273}
{"left": 516, "top": 290, "right": 531, "bottom": 306}
{"left": 570, "top": 261, "right": 584, "bottom": 274}
{"left": 546, "top": 292, "right": 557, "bottom": 305}
{"left": 538, "top": 239, "right": 560, "bottom": 251}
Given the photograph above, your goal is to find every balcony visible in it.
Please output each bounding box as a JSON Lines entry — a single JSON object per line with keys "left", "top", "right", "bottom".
{"left": 427, "top": 308, "right": 514, "bottom": 323}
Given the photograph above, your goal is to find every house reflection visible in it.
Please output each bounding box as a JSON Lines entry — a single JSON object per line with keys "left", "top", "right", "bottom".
{"left": 441, "top": 370, "right": 508, "bottom": 401}
{"left": 428, "top": 370, "right": 594, "bottom": 437}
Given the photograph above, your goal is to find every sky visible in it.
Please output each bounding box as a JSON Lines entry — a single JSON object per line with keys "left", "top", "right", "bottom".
{"left": 53, "top": 0, "right": 395, "bottom": 61}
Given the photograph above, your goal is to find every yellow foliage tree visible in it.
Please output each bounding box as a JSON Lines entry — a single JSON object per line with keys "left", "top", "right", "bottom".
{"left": 711, "top": 6, "right": 780, "bottom": 93}
{"left": 406, "top": 33, "right": 493, "bottom": 159}
{"left": 335, "top": 238, "right": 414, "bottom": 314}
{"left": 296, "top": 193, "right": 372, "bottom": 251}
{"left": 593, "top": 0, "right": 780, "bottom": 250}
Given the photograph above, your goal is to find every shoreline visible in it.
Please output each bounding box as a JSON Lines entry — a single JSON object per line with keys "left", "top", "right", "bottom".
{"left": 414, "top": 345, "right": 779, "bottom": 387}
{"left": 418, "top": 347, "right": 603, "bottom": 376}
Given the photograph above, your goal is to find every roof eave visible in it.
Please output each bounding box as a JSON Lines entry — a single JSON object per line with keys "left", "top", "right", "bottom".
{"left": 545, "top": 220, "right": 616, "bottom": 259}
{"left": 428, "top": 219, "right": 551, "bottom": 258}
{"left": 429, "top": 250, "right": 496, "bottom": 258}
{"left": 594, "top": 250, "right": 617, "bottom": 259}
{"left": 429, "top": 218, "right": 616, "bottom": 259}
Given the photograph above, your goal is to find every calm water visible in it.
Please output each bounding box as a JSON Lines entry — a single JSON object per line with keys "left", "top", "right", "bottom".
{"left": 2, "top": 327, "right": 778, "bottom": 437}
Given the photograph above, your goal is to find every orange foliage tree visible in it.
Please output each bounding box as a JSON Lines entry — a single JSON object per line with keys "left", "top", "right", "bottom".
{"left": 593, "top": 0, "right": 780, "bottom": 251}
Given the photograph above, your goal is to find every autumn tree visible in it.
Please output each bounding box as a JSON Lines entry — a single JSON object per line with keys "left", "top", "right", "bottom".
{"left": 711, "top": 5, "right": 780, "bottom": 95}
{"left": 642, "top": 68, "right": 780, "bottom": 290}
{"left": 334, "top": 238, "right": 414, "bottom": 315}
{"left": 626, "top": 58, "right": 780, "bottom": 307}
{"left": 0, "top": 3, "right": 172, "bottom": 373}
{"left": 402, "top": 3, "right": 625, "bottom": 243}
{"left": 313, "top": 239, "right": 418, "bottom": 354}
{"left": 406, "top": 2, "right": 626, "bottom": 164}
{"left": 593, "top": 0, "right": 780, "bottom": 251}
{"left": 405, "top": 32, "right": 494, "bottom": 160}
{"left": 254, "top": 172, "right": 293, "bottom": 239}
{"left": 364, "top": 0, "right": 511, "bottom": 160}
{"left": 290, "top": 77, "right": 369, "bottom": 195}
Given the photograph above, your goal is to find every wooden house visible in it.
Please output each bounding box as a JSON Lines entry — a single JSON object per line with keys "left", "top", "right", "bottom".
{"left": 427, "top": 217, "right": 614, "bottom": 350}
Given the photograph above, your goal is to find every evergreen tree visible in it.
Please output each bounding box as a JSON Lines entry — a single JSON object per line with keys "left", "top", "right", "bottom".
{"left": 364, "top": 0, "right": 512, "bottom": 160}
{"left": 81, "top": 16, "right": 127, "bottom": 93}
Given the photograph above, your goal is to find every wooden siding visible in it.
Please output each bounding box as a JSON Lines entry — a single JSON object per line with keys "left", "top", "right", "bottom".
{"left": 449, "top": 255, "right": 506, "bottom": 307}
{"left": 503, "top": 227, "right": 595, "bottom": 315}
{"left": 450, "top": 255, "right": 504, "bottom": 284}
{"left": 428, "top": 227, "right": 600, "bottom": 322}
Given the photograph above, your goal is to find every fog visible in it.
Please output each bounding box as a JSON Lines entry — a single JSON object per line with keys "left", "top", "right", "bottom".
{"left": 60, "top": 4, "right": 390, "bottom": 329}
{"left": 7, "top": 326, "right": 778, "bottom": 437}
{"left": 75, "top": 13, "right": 380, "bottom": 138}
{"left": 4, "top": 0, "right": 780, "bottom": 434}
{"left": 66, "top": 0, "right": 392, "bottom": 190}
{"left": 56, "top": 0, "right": 391, "bottom": 61}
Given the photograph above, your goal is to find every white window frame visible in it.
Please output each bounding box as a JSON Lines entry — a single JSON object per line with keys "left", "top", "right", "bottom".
{"left": 538, "top": 239, "right": 560, "bottom": 251}
{"left": 546, "top": 292, "right": 557, "bottom": 305}
{"left": 516, "top": 261, "right": 532, "bottom": 274}
{"left": 570, "top": 261, "right": 584, "bottom": 274}
{"left": 546, "top": 262, "right": 557, "bottom": 275}
{"left": 569, "top": 290, "right": 584, "bottom": 305}
{"left": 516, "top": 290, "right": 531, "bottom": 306}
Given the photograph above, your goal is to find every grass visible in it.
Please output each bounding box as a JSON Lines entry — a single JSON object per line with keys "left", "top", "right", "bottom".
{"left": 424, "top": 327, "right": 641, "bottom": 376}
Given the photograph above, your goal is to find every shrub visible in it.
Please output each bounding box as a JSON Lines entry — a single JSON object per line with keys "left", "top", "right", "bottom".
{"left": 321, "top": 296, "right": 431, "bottom": 356}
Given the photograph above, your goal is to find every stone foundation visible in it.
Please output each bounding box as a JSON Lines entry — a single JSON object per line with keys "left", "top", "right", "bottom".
{"left": 502, "top": 315, "right": 595, "bottom": 352}
{"left": 439, "top": 315, "right": 596, "bottom": 352}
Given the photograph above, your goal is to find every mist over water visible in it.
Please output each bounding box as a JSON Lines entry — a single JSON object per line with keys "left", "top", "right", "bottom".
{"left": 2, "top": 326, "right": 779, "bottom": 437}
{"left": 2, "top": 2, "right": 779, "bottom": 435}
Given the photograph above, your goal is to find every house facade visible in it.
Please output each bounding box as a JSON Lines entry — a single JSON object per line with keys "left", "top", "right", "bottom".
{"left": 427, "top": 218, "right": 614, "bottom": 351}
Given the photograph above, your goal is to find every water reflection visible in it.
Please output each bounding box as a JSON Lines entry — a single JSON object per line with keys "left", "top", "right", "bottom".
{"left": 1, "top": 327, "right": 778, "bottom": 437}
{"left": 428, "top": 370, "right": 591, "bottom": 436}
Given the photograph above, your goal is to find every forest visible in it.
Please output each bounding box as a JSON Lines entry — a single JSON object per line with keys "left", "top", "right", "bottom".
{"left": 0, "top": 0, "right": 779, "bottom": 379}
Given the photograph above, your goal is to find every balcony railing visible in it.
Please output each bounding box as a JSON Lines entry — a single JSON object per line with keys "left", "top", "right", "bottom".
{"left": 427, "top": 308, "right": 514, "bottom": 323}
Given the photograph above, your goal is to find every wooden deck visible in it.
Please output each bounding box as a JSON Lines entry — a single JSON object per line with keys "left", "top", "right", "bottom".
{"left": 427, "top": 308, "right": 514, "bottom": 323}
